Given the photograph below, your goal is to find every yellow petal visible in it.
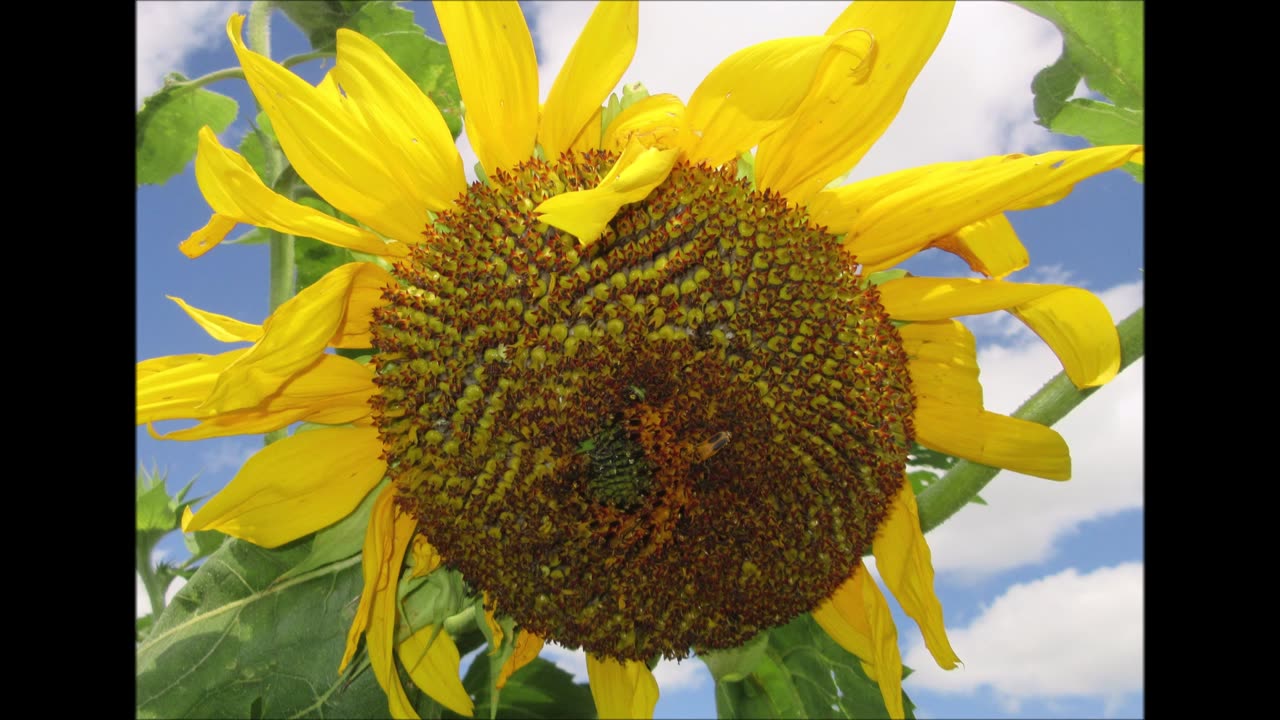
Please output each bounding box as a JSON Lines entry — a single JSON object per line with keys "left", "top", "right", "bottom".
{"left": 685, "top": 31, "right": 875, "bottom": 167}
{"left": 167, "top": 295, "right": 263, "bottom": 343}
{"left": 399, "top": 625, "right": 474, "bottom": 717}
{"left": 153, "top": 354, "right": 376, "bottom": 441}
{"left": 201, "top": 262, "right": 393, "bottom": 414}
{"left": 898, "top": 320, "right": 982, "bottom": 409}
{"left": 914, "top": 399, "right": 1070, "bottom": 480}
{"left": 182, "top": 427, "right": 386, "bottom": 547}
{"left": 812, "top": 561, "right": 904, "bottom": 719}
{"left": 496, "top": 631, "right": 545, "bottom": 689}
{"left": 586, "top": 654, "right": 659, "bottom": 719}
{"left": 757, "top": 2, "right": 953, "bottom": 203}
{"left": 535, "top": 143, "right": 679, "bottom": 245}
{"left": 138, "top": 353, "right": 217, "bottom": 380}
{"left": 601, "top": 93, "right": 694, "bottom": 155}
{"left": 333, "top": 29, "right": 467, "bottom": 212}
{"left": 190, "top": 127, "right": 408, "bottom": 257}
{"left": 226, "top": 14, "right": 429, "bottom": 243}
{"left": 878, "top": 277, "right": 1120, "bottom": 387}
{"left": 342, "top": 484, "right": 398, "bottom": 673}
{"left": 367, "top": 499, "right": 422, "bottom": 719}
{"left": 410, "top": 534, "right": 443, "bottom": 579}
{"left": 872, "top": 483, "right": 960, "bottom": 670}
{"left": 434, "top": 1, "right": 538, "bottom": 173}
{"left": 540, "top": 1, "right": 639, "bottom": 159}
{"left": 137, "top": 350, "right": 250, "bottom": 424}
{"left": 179, "top": 213, "right": 239, "bottom": 258}
{"left": 823, "top": 146, "right": 1144, "bottom": 271}
{"left": 930, "top": 213, "right": 1029, "bottom": 279}
{"left": 568, "top": 105, "right": 604, "bottom": 154}
{"left": 482, "top": 591, "right": 504, "bottom": 656}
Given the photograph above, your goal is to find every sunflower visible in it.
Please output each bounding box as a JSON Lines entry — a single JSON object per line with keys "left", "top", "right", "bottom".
{"left": 137, "top": 1, "right": 1143, "bottom": 718}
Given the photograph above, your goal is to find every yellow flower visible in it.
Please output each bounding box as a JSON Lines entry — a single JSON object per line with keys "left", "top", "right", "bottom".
{"left": 138, "top": 2, "right": 1143, "bottom": 718}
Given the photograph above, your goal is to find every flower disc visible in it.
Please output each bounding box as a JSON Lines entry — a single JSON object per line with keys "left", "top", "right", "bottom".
{"left": 371, "top": 152, "right": 915, "bottom": 661}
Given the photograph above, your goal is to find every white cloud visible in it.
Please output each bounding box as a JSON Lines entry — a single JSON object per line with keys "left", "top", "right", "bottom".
{"left": 136, "top": 2, "right": 248, "bottom": 108}
{"left": 198, "top": 439, "right": 259, "bottom": 475}
{"left": 903, "top": 563, "right": 1143, "bottom": 713}
{"left": 528, "top": 2, "right": 1063, "bottom": 181}
{"left": 924, "top": 281, "right": 1144, "bottom": 579}
{"left": 541, "top": 642, "right": 709, "bottom": 693}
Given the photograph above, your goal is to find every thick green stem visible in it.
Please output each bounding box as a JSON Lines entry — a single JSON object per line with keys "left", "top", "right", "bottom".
{"left": 916, "top": 306, "right": 1145, "bottom": 533}
{"left": 136, "top": 544, "right": 169, "bottom": 618}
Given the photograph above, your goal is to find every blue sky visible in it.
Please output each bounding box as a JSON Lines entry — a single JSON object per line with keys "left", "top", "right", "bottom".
{"left": 137, "top": 2, "right": 1144, "bottom": 718}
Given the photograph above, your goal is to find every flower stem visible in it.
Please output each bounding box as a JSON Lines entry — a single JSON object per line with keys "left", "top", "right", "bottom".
{"left": 136, "top": 544, "right": 169, "bottom": 619}
{"left": 916, "top": 306, "right": 1145, "bottom": 534}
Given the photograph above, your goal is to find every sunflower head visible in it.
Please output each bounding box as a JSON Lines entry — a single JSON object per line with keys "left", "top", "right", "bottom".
{"left": 372, "top": 151, "right": 915, "bottom": 660}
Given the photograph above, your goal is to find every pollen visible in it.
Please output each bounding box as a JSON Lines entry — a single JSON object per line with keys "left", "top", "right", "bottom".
{"left": 370, "top": 151, "right": 916, "bottom": 661}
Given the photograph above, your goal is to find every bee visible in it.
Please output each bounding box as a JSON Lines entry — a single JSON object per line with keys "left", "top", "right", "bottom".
{"left": 693, "top": 431, "right": 732, "bottom": 462}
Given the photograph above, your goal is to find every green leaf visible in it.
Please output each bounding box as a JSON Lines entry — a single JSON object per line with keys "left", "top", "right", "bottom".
{"left": 136, "top": 537, "right": 391, "bottom": 718}
{"left": 702, "top": 630, "right": 770, "bottom": 683}
{"left": 908, "top": 444, "right": 957, "bottom": 472}
{"left": 447, "top": 657, "right": 598, "bottom": 720}
{"left": 277, "top": 0, "right": 374, "bottom": 49}
{"left": 711, "top": 613, "right": 915, "bottom": 719}
{"left": 137, "top": 80, "right": 239, "bottom": 186}
{"left": 1014, "top": 1, "right": 1142, "bottom": 109}
{"left": 1013, "top": 1, "right": 1143, "bottom": 180}
{"left": 1049, "top": 98, "right": 1142, "bottom": 146}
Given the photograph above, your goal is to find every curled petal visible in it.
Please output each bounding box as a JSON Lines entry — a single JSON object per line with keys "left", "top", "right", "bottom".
{"left": 181, "top": 427, "right": 386, "bottom": 547}
{"left": 535, "top": 143, "right": 679, "bottom": 246}
{"left": 879, "top": 277, "right": 1120, "bottom": 388}
{"left": 179, "top": 213, "right": 239, "bottom": 259}
{"left": 685, "top": 31, "right": 875, "bottom": 167}
{"left": 602, "top": 94, "right": 693, "bottom": 154}
{"left": 930, "top": 213, "right": 1029, "bottom": 279}
{"left": 757, "top": 1, "right": 953, "bottom": 203}
{"left": 586, "top": 654, "right": 659, "bottom": 719}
